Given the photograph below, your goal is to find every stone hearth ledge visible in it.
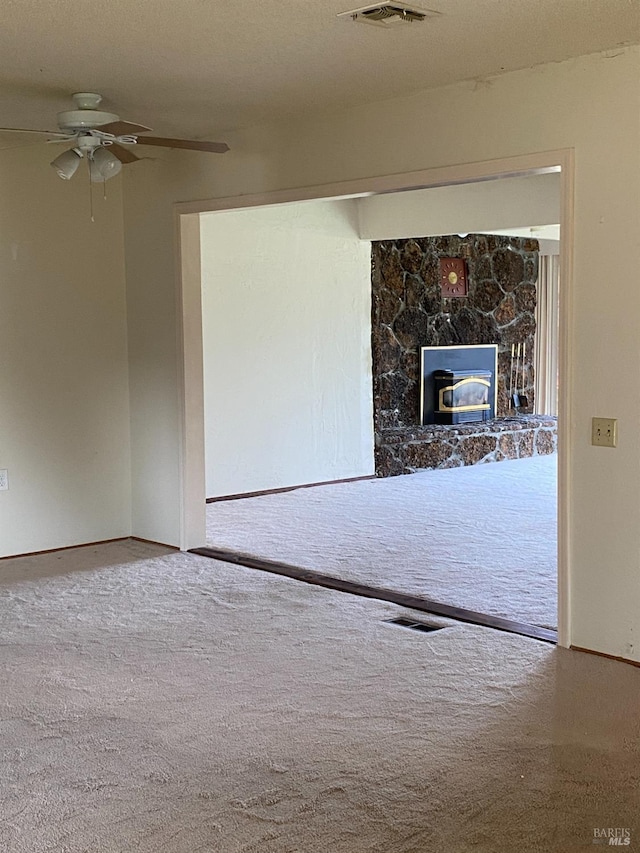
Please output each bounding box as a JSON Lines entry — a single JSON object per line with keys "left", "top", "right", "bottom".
{"left": 375, "top": 415, "right": 557, "bottom": 477}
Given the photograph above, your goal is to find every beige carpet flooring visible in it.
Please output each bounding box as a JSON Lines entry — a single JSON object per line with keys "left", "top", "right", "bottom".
{"left": 1, "top": 539, "right": 638, "bottom": 852}
{"left": 206, "top": 455, "right": 558, "bottom": 629}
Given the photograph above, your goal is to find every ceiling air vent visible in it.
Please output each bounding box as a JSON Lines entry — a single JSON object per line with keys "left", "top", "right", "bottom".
{"left": 337, "top": 3, "right": 440, "bottom": 28}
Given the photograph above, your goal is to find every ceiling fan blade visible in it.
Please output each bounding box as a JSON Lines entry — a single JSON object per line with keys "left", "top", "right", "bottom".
{"left": 0, "top": 127, "right": 68, "bottom": 137}
{"left": 136, "top": 135, "right": 229, "bottom": 154}
{"left": 96, "top": 120, "right": 152, "bottom": 135}
{"left": 110, "top": 143, "right": 140, "bottom": 164}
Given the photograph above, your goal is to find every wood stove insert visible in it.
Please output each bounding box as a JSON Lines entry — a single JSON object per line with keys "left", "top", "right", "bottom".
{"left": 420, "top": 344, "right": 498, "bottom": 426}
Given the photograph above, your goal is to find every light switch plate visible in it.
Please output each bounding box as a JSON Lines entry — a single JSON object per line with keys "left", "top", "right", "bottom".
{"left": 0, "top": 469, "right": 7, "bottom": 490}
{"left": 592, "top": 418, "right": 617, "bottom": 448}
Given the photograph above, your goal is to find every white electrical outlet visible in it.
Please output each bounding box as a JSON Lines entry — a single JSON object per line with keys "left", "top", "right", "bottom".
{"left": 592, "top": 418, "right": 617, "bottom": 448}
{"left": 0, "top": 469, "right": 8, "bottom": 491}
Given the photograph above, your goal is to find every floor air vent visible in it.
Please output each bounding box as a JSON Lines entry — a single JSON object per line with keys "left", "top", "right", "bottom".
{"left": 385, "top": 617, "right": 443, "bottom": 633}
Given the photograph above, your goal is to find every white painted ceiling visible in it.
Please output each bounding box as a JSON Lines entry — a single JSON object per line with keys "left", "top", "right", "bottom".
{"left": 0, "top": 0, "right": 638, "bottom": 142}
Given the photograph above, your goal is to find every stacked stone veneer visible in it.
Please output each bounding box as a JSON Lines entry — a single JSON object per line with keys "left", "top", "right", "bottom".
{"left": 377, "top": 414, "right": 557, "bottom": 476}
{"left": 372, "top": 234, "right": 557, "bottom": 475}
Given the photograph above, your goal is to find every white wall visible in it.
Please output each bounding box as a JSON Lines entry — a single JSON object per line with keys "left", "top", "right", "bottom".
{"left": 0, "top": 145, "right": 131, "bottom": 557}
{"left": 200, "top": 200, "right": 373, "bottom": 497}
{"left": 122, "top": 47, "right": 640, "bottom": 662}
{"left": 357, "top": 173, "right": 560, "bottom": 240}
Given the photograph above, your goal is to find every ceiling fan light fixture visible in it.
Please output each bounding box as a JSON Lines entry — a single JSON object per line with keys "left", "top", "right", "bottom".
{"left": 89, "top": 146, "right": 122, "bottom": 182}
{"left": 51, "top": 147, "right": 83, "bottom": 180}
{"left": 8, "top": 92, "right": 229, "bottom": 197}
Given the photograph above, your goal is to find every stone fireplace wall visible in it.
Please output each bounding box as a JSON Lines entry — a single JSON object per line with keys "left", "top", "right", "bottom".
{"left": 371, "top": 234, "right": 552, "bottom": 475}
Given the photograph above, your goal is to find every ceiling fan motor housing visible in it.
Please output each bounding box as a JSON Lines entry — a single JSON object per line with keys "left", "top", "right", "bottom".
{"left": 57, "top": 109, "right": 119, "bottom": 132}
{"left": 57, "top": 93, "right": 119, "bottom": 132}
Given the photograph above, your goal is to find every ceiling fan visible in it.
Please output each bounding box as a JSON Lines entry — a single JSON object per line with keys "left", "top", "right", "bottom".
{"left": 0, "top": 92, "right": 229, "bottom": 182}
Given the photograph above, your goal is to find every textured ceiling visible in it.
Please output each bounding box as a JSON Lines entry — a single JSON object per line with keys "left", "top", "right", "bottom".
{"left": 0, "top": 0, "right": 638, "bottom": 142}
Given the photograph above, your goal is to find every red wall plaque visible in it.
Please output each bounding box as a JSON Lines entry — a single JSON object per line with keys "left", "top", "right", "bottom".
{"left": 439, "top": 257, "right": 468, "bottom": 297}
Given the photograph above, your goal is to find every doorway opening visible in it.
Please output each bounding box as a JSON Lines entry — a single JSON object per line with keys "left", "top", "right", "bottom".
{"left": 178, "top": 154, "right": 570, "bottom": 644}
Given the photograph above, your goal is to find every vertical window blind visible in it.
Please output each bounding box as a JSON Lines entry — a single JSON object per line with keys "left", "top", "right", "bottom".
{"left": 534, "top": 255, "right": 560, "bottom": 417}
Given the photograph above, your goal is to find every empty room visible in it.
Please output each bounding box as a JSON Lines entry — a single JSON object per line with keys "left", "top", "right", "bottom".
{"left": 1, "top": 2, "right": 640, "bottom": 850}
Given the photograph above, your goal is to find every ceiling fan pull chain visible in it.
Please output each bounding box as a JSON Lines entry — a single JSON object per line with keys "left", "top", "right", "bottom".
{"left": 88, "top": 160, "right": 95, "bottom": 223}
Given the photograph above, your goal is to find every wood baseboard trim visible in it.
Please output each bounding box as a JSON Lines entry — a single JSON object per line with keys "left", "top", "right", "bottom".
{"left": 191, "top": 546, "right": 558, "bottom": 644}
{"left": 206, "top": 475, "right": 376, "bottom": 503}
{"left": 131, "top": 537, "right": 180, "bottom": 551}
{"left": 1, "top": 536, "right": 180, "bottom": 562}
{"left": 0, "top": 537, "right": 130, "bottom": 561}
{"left": 570, "top": 645, "right": 640, "bottom": 669}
